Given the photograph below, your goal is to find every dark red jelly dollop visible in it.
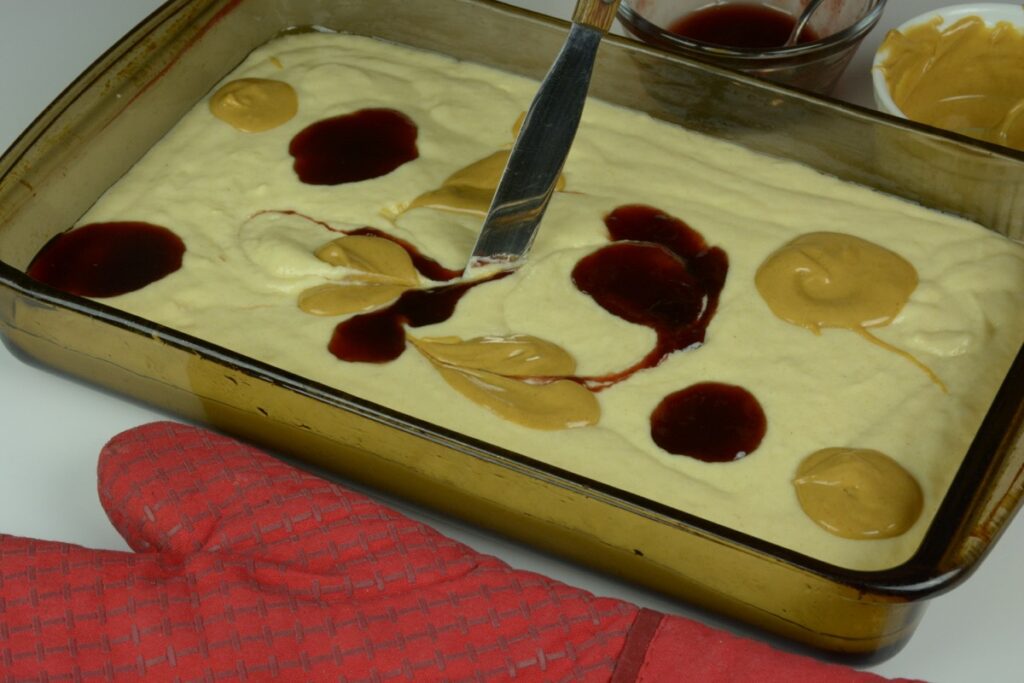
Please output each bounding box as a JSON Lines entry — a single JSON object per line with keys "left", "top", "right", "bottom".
{"left": 572, "top": 204, "right": 728, "bottom": 386}
{"left": 668, "top": 3, "right": 819, "bottom": 49}
{"left": 575, "top": 242, "right": 704, "bottom": 330}
{"left": 27, "top": 221, "right": 185, "bottom": 298}
{"left": 650, "top": 382, "right": 767, "bottom": 462}
{"left": 289, "top": 108, "right": 419, "bottom": 185}
{"left": 329, "top": 307, "right": 409, "bottom": 364}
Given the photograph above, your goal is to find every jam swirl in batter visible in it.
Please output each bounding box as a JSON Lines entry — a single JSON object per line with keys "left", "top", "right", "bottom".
{"left": 290, "top": 108, "right": 419, "bottom": 185}
{"left": 28, "top": 221, "right": 185, "bottom": 298}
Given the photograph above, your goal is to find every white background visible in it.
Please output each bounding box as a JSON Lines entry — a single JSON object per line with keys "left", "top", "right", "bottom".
{"left": 1, "top": 2, "right": 1021, "bottom": 680}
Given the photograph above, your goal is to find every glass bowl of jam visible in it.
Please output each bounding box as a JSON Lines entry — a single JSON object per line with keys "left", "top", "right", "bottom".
{"left": 617, "top": 0, "right": 887, "bottom": 94}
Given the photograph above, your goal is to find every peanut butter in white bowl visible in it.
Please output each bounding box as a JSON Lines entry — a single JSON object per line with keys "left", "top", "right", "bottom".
{"left": 873, "top": 3, "right": 1024, "bottom": 151}
{"left": 27, "top": 33, "right": 1024, "bottom": 571}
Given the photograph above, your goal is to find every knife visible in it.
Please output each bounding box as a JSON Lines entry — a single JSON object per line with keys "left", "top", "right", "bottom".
{"left": 463, "top": 0, "right": 621, "bottom": 278}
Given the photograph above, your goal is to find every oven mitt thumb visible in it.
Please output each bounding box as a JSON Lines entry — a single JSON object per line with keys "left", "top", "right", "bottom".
{"left": 0, "top": 421, "right": 919, "bottom": 681}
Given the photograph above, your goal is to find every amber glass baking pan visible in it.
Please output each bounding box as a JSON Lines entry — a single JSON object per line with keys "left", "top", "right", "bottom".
{"left": 1, "top": 0, "right": 1022, "bottom": 658}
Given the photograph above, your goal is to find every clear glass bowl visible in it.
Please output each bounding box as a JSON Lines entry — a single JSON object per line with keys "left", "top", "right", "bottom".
{"left": 617, "top": 0, "right": 888, "bottom": 93}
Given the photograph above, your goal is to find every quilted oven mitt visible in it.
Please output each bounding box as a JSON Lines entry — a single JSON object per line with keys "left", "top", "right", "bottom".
{"left": 0, "top": 422, "right": 919, "bottom": 682}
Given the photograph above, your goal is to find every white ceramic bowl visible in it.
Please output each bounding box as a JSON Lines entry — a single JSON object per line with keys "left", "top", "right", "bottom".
{"left": 871, "top": 3, "right": 1024, "bottom": 119}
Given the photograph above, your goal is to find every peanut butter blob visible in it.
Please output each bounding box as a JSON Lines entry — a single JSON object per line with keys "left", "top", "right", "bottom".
{"left": 755, "top": 232, "right": 944, "bottom": 389}
{"left": 209, "top": 78, "right": 298, "bottom": 133}
{"left": 410, "top": 335, "right": 599, "bottom": 430}
{"left": 405, "top": 150, "right": 566, "bottom": 215}
{"left": 755, "top": 232, "right": 917, "bottom": 333}
{"left": 386, "top": 114, "right": 564, "bottom": 218}
{"left": 298, "top": 235, "right": 419, "bottom": 315}
{"left": 878, "top": 15, "right": 1024, "bottom": 151}
{"left": 793, "top": 448, "right": 923, "bottom": 540}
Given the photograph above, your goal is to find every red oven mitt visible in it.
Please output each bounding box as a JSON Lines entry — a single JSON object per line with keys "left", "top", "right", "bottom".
{"left": 0, "top": 422, "right": 919, "bottom": 681}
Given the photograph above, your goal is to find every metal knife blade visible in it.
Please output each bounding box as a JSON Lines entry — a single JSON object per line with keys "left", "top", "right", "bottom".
{"left": 463, "top": 0, "right": 621, "bottom": 279}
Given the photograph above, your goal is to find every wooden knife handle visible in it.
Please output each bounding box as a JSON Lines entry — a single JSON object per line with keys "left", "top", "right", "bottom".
{"left": 572, "top": 0, "right": 622, "bottom": 32}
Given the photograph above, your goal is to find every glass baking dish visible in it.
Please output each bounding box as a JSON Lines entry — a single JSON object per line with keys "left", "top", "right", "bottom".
{"left": 1, "top": 0, "right": 1022, "bottom": 658}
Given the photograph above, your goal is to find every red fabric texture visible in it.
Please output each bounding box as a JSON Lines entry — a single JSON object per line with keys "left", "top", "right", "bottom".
{"left": 632, "top": 610, "right": 909, "bottom": 683}
{"left": 0, "top": 422, "right": 918, "bottom": 681}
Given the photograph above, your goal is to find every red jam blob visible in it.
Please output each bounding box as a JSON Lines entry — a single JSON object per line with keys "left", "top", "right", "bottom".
{"left": 651, "top": 383, "right": 767, "bottom": 462}
{"left": 289, "top": 108, "right": 419, "bottom": 185}
{"left": 27, "top": 221, "right": 185, "bottom": 298}
{"left": 329, "top": 308, "right": 408, "bottom": 363}
{"left": 668, "top": 3, "right": 819, "bottom": 49}
{"left": 575, "top": 242, "right": 703, "bottom": 329}
{"left": 573, "top": 204, "right": 728, "bottom": 385}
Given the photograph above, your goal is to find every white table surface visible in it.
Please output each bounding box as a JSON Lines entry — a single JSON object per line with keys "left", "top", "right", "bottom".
{"left": 1, "top": 2, "right": 1021, "bottom": 681}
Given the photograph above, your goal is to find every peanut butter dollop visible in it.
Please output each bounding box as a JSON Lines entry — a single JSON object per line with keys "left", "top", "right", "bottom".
{"left": 209, "top": 78, "right": 298, "bottom": 133}
{"left": 756, "top": 232, "right": 944, "bottom": 389}
{"left": 314, "top": 235, "right": 419, "bottom": 283}
{"left": 298, "top": 235, "right": 419, "bottom": 316}
{"left": 793, "top": 448, "right": 923, "bottom": 539}
{"left": 298, "top": 281, "right": 412, "bottom": 316}
{"left": 411, "top": 334, "right": 577, "bottom": 376}
{"left": 878, "top": 15, "right": 1024, "bottom": 151}
{"left": 755, "top": 232, "right": 917, "bottom": 333}
{"left": 387, "top": 114, "right": 565, "bottom": 217}
{"left": 411, "top": 335, "right": 599, "bottom": 430}
{"left": 404, "top": 150, "right": 567, "bottom": 215}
